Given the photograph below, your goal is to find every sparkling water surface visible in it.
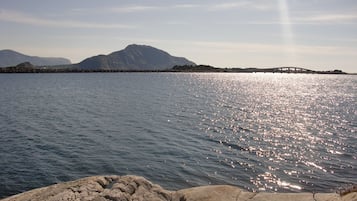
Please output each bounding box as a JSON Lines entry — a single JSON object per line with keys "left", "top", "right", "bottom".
{"left": 0, "top": 73, "right": 356, "bottom": 198}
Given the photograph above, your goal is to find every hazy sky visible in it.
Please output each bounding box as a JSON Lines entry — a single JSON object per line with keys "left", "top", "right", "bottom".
{"left": 1, "top": 0, "right": 356, "bottom": 72}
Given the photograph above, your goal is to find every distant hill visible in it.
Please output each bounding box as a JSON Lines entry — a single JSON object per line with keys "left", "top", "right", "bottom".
{"left": 172, "top": 64, "right": 222, "bottom": 72}
{"left": 77, "top": 44, "right": 195, "bottom": 70}
{"left": 0, "top": 49, "right": 71, "bottom": 67}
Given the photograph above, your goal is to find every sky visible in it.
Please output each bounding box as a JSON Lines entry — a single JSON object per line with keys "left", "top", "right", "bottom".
{"left": 1, "top": 0, "right": 357, "bottom": 73}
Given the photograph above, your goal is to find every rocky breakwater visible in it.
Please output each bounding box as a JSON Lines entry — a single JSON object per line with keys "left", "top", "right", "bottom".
{"left": 1, "top": 175, "right": 356, "bottom": 201}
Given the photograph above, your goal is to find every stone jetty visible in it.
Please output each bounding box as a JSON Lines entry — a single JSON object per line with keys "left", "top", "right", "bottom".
{"left": 1, "top": 175, "right": 356, "bottom": 201}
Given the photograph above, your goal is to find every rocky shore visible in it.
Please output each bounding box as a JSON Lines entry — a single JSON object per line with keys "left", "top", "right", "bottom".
{"left": 1, "top": 175, "right": 356, "bottom": 201}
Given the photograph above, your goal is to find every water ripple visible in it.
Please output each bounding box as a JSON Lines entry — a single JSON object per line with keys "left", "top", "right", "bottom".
{"left": 0, "top": 73, "right": 356, "bottom": 198}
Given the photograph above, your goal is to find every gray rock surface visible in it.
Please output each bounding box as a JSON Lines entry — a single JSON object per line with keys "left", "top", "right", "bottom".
{"left": 1, "top": 175, "right": 356, "bottom": 201}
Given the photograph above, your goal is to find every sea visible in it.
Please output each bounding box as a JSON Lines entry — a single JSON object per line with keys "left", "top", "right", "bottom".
{"left": 0, "top": 73, "right": 356, "bottom": 198}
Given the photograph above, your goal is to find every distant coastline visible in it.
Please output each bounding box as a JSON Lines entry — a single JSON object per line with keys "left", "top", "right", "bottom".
{"left": 0, "top": 45, "right": 352, "bottom": 74}
{"left": 0, "top": 63, "right": 350, "bottom": 74}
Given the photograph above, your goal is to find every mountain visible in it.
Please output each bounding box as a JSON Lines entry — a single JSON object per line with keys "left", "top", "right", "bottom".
{"left": 77, "top": 44, "right": 195, "bottom": 70}
{"left": 0, "top": 50, "right": 71, "bottom": 67}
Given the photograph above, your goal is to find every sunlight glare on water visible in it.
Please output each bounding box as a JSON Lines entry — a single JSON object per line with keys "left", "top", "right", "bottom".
{"left": 193, "top": 73, "right": 356, "bottom": 192}
{"left": 0, "top": 73, "right": 356, "bottom": 198}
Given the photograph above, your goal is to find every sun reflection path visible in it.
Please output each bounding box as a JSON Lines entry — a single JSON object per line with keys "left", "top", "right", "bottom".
{"left": 194, "top": 74, "right": 356, "bottom": 192}
{"left": 278, "top": 0, "right": 297, "bottom": 65}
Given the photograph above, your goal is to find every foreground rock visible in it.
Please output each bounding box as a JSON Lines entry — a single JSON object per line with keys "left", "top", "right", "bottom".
{"left": 1, "top": 175, "right": 356, "bottom": 201}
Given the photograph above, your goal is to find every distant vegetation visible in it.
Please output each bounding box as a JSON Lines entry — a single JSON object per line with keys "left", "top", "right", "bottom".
{"left": 172, "top": 65, "right": 224, "bottom": 72}
{"left": 171, "top": 65, "right": 347, "bottom": 74}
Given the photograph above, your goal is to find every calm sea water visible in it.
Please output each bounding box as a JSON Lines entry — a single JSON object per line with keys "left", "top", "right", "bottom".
{"left": 0, "top": 73, "right": 356, "bottom": 198}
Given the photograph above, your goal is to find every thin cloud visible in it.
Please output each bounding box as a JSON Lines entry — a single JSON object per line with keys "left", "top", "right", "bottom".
{"left": 0, "top": 10, "right": 135, "bottom": 29}
{"left": 239, "top": 13, "right": 357, "bottom": 25}
{"left": 190, "top": 40, "right": 357, "bottom": 56}
{"left": 207, "top": 1, "right": 275, "bottom": 11}
{"left": 172, "top": 4, "right": 200, "bottom": 9}
{"left": 109, "top": 4, "right": 197, "bottom": 13}
{"left": 110, "top": 5, "right": 159, "bottom": 13}
{"left": 295, "top": 14, "right": 357, "bottom": 24}
{"left": 209, "top": 2, "right": 251, "bottom": 10}
{"left": 107, "top": 1, "right": 275, "bottom": 13}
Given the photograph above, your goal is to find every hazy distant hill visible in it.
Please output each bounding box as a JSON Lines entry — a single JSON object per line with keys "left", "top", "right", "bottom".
{"left": 0, "top": 49, "right": 71, "bottom": 67}
{"left": 78, "top": 44, "right": 195, "bottom": 70}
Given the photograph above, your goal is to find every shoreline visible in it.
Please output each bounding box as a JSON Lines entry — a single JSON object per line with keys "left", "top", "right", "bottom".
{"left": 1, "top": 175, "right": 356, "bottom": 201}
{"left": 0, "top": 64, "right": 350, "bottom": 74}
{"left": 0, "top": 70, "right": 354, "bottom": 75}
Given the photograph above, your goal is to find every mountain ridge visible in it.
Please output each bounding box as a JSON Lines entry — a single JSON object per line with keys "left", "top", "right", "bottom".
{"left": 77, "top": 44, "right": 196, "bottom": 70}
{"left": 0, "top": 49, "right": 71, "bottom": 67}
